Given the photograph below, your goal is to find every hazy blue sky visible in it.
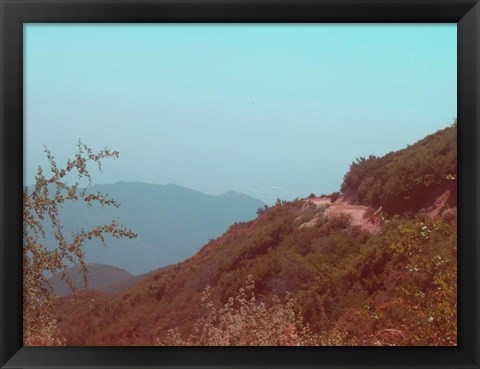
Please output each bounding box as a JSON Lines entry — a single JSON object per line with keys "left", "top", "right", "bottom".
{"left": 25, "top": 24, "right": 456, "bottom": 204}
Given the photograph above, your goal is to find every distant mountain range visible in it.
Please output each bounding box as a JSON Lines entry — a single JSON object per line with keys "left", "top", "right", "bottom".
{"left": 43, "top": 182, "right": 265, "bottom": 274}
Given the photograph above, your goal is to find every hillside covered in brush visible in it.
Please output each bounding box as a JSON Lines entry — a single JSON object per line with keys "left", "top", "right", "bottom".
{"left": 55, "top": 124, "right": 457, "bottom": 346}
{"left": 341, "top": 122, "right": 457, "bottom": 215}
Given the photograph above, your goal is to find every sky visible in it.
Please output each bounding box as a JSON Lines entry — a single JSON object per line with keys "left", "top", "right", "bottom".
{"left": 24, "top": 24, "right": 457, "bottom": 204}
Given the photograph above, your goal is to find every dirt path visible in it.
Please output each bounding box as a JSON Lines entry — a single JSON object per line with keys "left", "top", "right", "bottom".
{"left": 305, "top": 197, "right": 380, "bottom": 234}
{"left": 308, "top": 197, "right": 332, "bottom": 206}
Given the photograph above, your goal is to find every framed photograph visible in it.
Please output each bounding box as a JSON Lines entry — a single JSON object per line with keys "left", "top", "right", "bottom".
{"left": 1, "top": 0, "right": 479, "bottom": 368}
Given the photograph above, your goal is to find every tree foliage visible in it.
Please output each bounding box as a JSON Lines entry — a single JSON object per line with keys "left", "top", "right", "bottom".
{"left": 23, "top": 141, "right": 136, "bottom": 345}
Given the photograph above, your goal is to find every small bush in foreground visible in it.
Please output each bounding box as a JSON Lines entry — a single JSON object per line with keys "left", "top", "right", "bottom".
{"left": 155, "top": 276, "right": 319, "bottom": 346}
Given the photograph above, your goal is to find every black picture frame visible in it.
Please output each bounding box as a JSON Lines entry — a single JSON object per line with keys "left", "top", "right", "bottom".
{"left": 1, "top": 1, "right": 479, "bottom": 368}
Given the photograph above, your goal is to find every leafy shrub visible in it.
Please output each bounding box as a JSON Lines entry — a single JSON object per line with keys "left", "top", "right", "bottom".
{"left": 155, "top": 276, "right": 319, "bottom": 346}
{"left": 329, "top": 192, "right": 341, "bottom": 203}
{"left": 256, "top": 205, "right": 269, "bottom": 216}
{"left": 363, "top": 207, "right": 376, "bottom": 221}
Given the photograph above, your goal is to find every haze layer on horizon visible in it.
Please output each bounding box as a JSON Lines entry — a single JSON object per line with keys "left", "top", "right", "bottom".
{"left": 25, "top": 24, "right": 456, "bottom": 204}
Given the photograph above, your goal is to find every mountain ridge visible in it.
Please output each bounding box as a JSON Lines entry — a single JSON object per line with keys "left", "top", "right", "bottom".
{"left": 42, "top": 182, "right": 265, "bottom": 274}
{"left": 48, "top": 263, "right": 133, "bottom": 296}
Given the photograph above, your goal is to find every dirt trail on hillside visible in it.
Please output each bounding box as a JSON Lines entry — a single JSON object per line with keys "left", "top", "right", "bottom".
{"left": 309, "top": 197, "right": 332, "bottom": 206}
{"left": 305, "top": 197, "right": 380, "bottom": 234}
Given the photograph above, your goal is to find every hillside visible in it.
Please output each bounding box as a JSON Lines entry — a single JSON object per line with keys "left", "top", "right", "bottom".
{"left": 49, "top": 263, "right": 174, "bottom": 297}
{"left": 48, "top": 264, "right": 134, "bottom": 296}
{"left": 340, "top": 122, "right": 457, "bottom": 215}
{"left": 55, "top": 125, "right": 457, "bottom": 346}
{"left": 44, "top": 182, "right": 265, "bottom": 274}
